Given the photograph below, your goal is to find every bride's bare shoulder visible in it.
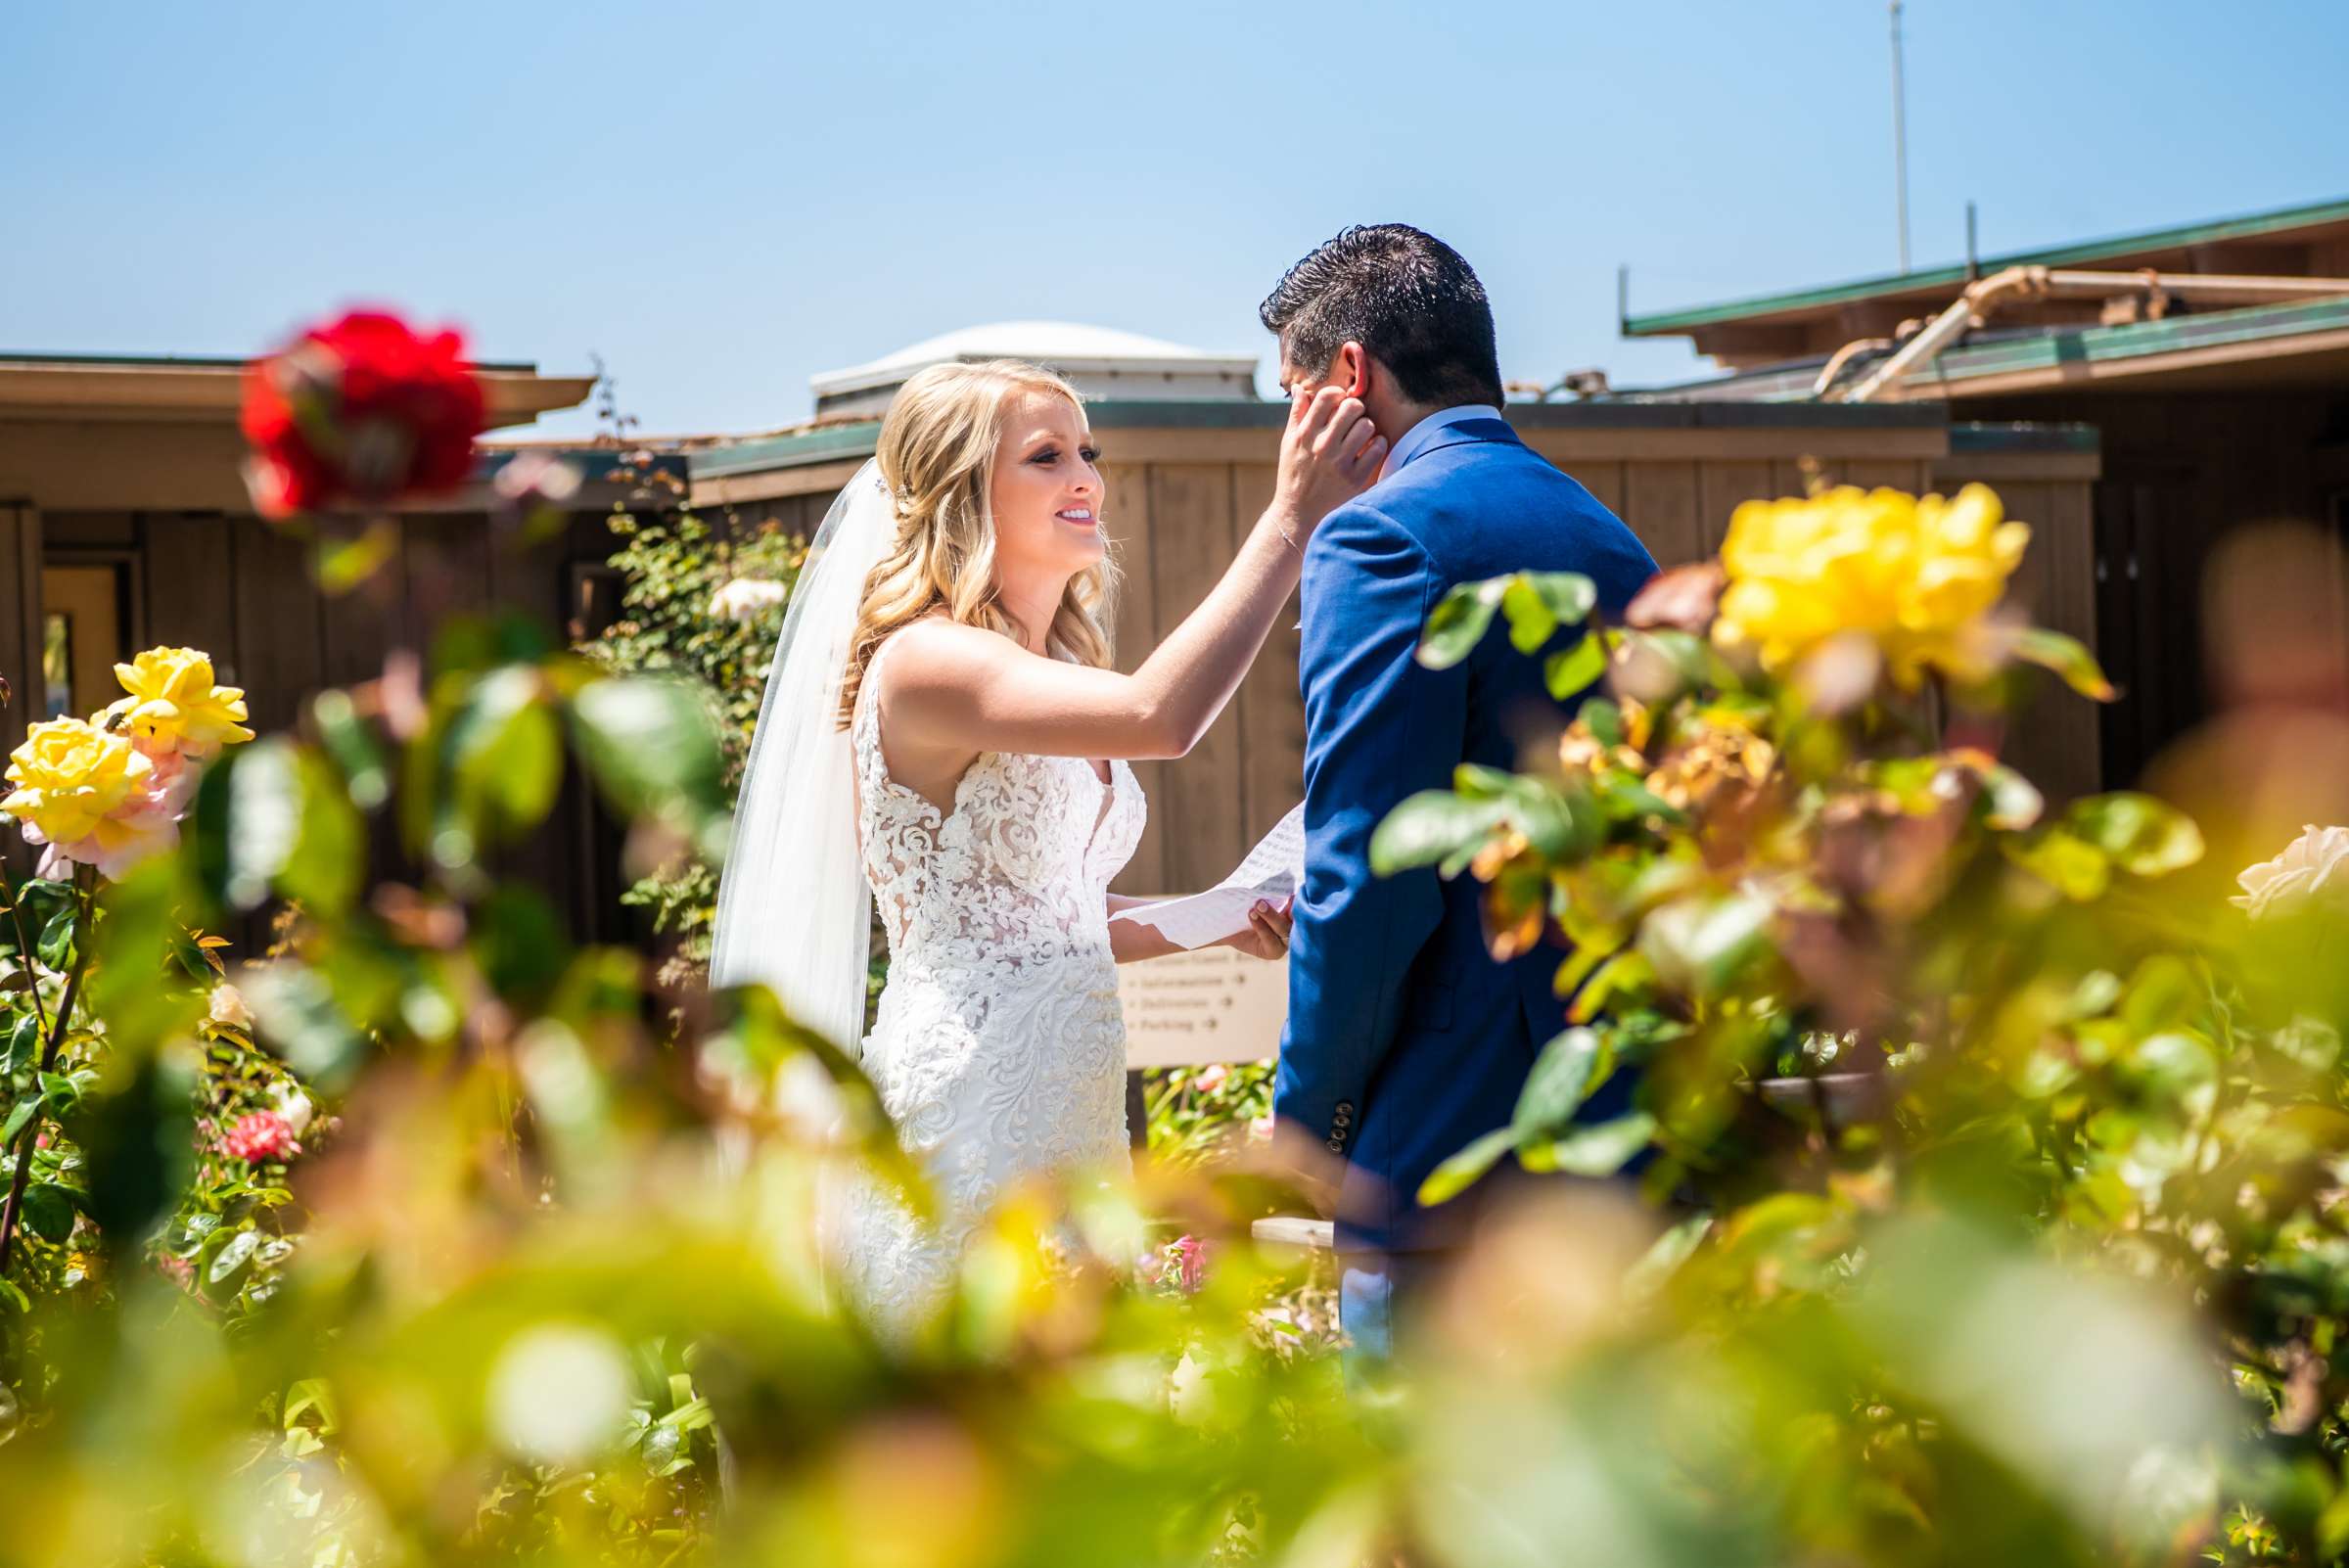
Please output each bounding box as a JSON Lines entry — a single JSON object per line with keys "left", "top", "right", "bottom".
{"left": 873, "top": 618, "right": 1013, "bottom": 703}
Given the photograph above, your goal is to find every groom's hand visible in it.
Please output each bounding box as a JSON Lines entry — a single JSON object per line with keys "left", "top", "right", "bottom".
{"left": 1272, "top": 385, "right": 1384, "bottom": 541}
{"left": 1263, "top": 1115, "right": 1346, "bottom": 1220}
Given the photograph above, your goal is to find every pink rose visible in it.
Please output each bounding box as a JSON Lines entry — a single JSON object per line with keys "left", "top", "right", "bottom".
{"left": 220, "top": 1110, "right": 300, "bottom": 1164}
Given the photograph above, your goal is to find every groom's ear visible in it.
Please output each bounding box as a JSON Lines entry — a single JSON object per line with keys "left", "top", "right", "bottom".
{"left": 1333, "top": 341, "right": 1370, "bottom": 400}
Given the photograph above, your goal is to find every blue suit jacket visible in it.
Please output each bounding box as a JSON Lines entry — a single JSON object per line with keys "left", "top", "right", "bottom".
{"left": 1274, "top": 416, "right": 1658, "bottom": 1253}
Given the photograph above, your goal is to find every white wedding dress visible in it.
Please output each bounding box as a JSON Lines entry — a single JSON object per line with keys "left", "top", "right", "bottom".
{"left": 835, "top": 631, "right": 1147, "bottom": 1337}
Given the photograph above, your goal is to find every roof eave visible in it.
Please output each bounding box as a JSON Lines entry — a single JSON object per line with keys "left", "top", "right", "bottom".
{"left": 0, "top": 360, "right": 596, "bottom": 430}
{"left": 1624, "top": 194, "right": 2349, "bottom": 338}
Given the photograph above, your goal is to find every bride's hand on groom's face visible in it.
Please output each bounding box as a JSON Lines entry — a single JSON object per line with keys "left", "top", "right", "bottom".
{"left": 1271, "top": 384, "right": 1385, "bottom": 540}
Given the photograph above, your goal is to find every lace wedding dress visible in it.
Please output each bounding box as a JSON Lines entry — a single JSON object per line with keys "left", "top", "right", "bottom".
{"left": 836, "top": 631, "right": 1147, "bottom": 1338}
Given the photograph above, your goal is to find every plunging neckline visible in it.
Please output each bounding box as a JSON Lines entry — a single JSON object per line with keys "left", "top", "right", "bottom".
{"left": 865, "top": 749, "right": 1124, "bottom": 854}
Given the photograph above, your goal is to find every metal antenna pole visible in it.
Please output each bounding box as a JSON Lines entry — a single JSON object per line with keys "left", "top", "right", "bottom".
{"left": 1891, "top": 0, "right": 1912, "bottom": 272}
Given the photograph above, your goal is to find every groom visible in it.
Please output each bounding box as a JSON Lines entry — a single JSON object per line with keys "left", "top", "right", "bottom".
{"left": 1263, "top": 225, "right": 1658, "bottom": 1360}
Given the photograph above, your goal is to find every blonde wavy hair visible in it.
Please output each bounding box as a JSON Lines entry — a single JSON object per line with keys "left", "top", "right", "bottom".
{"left": 837, "top": 359, "right": 1119, "bottom": 727}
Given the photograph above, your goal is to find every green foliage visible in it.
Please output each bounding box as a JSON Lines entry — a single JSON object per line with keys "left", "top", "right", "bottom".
{"left": 576, "top": 493, "right": 805, "bottom": 977}
{"left": 1372, "top": 548, "right": 2349, "bottom": 1565}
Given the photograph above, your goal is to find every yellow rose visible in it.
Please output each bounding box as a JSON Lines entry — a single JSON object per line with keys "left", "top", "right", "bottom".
{"left": 2, "top": 716, "right": 174, "bottom": 876}
{"left": 1713, "top": 484, "right": 2030, "bottom": 689}
{"left": 103, "top": 646, "right": 254, "bottom": 759}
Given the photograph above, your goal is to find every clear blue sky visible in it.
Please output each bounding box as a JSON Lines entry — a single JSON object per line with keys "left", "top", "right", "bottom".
{"left": 6, "top": 1, "right": 2344, "bottom": 440}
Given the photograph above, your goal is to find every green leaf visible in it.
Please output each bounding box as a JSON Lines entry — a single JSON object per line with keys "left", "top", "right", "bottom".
{"left": 1514, "top": 1027, "right": 1610, "bottom": 1138}
{"left": 1544, "top": 630, "right": 1610, "bottom": 701}
{"left": 205, "top": 1226, "right": 261, "bottom": 1288}
{"left": 1417, "top": 1126, "right": 1518, "bottom": 1207}
{"left": 2062, "top": 793, "right": 2204, "bottom": 878}
{"left": 241, "top": 962, "right": 371, "bottom": 1091}
{"left": 1451, "top": 763, "right": 1515, "bottom": 802}
{"left": 0, "top": 1098, "right": 33, "bottom": 1152}
{"left": 1417, "top": 579, "right": 1505, "bottom": 669}
{"left": 22, "top": 1181, "right": 76, "bottom": 1244}
{"left": 3, "top": 1012, "right": 39, "bottom": 1077}
{"left": 0, "top": 1275, "right": 27, "bottom": 1314}
{"left": 1522, "top": 572, "right": 1597, "bottom": 631}
{"left": 197, "top": 738, "right": 365, "bottom": 916}
{"left": 0, "top": 878, "right": 73, "bottom": 962}
{"left": 2015, "top": 626, "right": 2116, "bottom": 701}
{"left": 1370, "top": 792, "right": 1507, "bottom": 877}
{"left": 1976, "top": 759, "right": 2045, "bottom": 832}
{"left": 447, "top": 665, "right": 564, "bottom": 848}
{"left": 314, "top": 519, "right": 399, "bottom": 596}
{"left": 1637, "top": 892, "right": 1774, "bottom": 995}
{"left": 1625, "top": 1213, "right": 1712, "bottom": 1302}
{"left": 1499, "top": 576, "right": 1558, "bottom": 653}
{"left": 1569, "top": 950, "right": 1657, "bottom": 1023}
{"left": 1509, "top": 778, "right": 1597, "bottom": 862}
{"left": 472, "top": 882, "right": 570, "bottom": 1006}
{"left": 568, "top": 677, "right": 730, "bottom": 864}
{"left": 35, "top": 893, "right": 76, "bottom": 971}
{"left": 310, "top": 688, "right": 391, "bottom": 810}
{"left": 283, "top": 1377, "right": 339, "bottom": 1434}
{"left": 2004, "top": 829, "right": 2109, "bottom": 901}
{"left": 1518, "top": 1112, "right": 1657, "bottom": 1176}
{"left": 1593, "top": 771, "right": 1686, "bottom": 827}
{"left": 1582, "top": 698, "right": 1625, "bottom": 748}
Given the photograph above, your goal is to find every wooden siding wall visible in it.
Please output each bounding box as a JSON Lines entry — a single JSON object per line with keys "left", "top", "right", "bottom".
{"left": 1966, "top": 390, "right": 2349, "bottom": 789}
{"left": 0, "top": 505, "right": 42, "bottom": 888}
{"left": 738, "top": 438, "right": 2117, "bottom": 900}
{"left": 25, "top": 507, "right": 635, "bottom": 947}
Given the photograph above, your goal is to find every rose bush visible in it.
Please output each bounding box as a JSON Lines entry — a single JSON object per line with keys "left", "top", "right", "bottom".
{"left": 7, "top": 300, "right": 2347, "bottom": 1568}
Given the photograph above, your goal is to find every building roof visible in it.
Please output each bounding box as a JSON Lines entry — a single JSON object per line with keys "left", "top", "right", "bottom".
{"left": 1624, "top": 194, "right": 2349, "bottom": 339}
{"left": 1617, "top": 295, "right": 2349, "bottom": 404}
{"left": 0, "top": 350, "right": 594, "bottom": 431}
{"left": 809, "top": 320, "right": 1259, "bottom": 402}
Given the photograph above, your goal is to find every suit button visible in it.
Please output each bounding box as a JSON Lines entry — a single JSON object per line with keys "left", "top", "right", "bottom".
{"left": 1336, "top": 1100, "right": 1355, "bottom": 1116}
{"left": 1326, "top": 1136, "right": 1345, "bottom": 1153}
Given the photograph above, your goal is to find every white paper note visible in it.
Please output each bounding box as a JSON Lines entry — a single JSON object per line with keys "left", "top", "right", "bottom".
{"left": 1112, "top": 804, "right": 1306, "bottom": 950}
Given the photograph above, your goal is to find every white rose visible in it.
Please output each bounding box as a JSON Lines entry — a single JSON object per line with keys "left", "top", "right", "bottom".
{"left": 2233, "top": 824, "right": 2349, "bottom": 920}
{"left": 268, "top": 1080, "right": 314, "bottom": 1137}
{"left": 207, "top": 982, "right": 253, "bottom": 1032}
{"left": 708, "top": 577, "right": 788, "bottom": 623}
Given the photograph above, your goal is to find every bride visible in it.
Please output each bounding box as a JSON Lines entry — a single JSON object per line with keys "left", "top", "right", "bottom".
{"left": 709, "top": 357, "right": 1383, "bottom": 1336}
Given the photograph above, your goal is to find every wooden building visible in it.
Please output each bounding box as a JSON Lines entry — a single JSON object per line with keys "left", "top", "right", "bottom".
{"left": 1622, "top": 195, "right": 2349, "bottom": 786}
{"left": 0, "top": 351, "right": 677, "bottom": 943}
{"left": 690, "top": 392, "right": 2101, "bottom": 900}
{"left": 0, "top": 327, "right": 2108, "bottom": 945}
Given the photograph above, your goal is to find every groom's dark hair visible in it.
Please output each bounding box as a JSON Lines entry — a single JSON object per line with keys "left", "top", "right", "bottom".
{"left": 1260, "top": 224, "right": 1504, "bottom": 408}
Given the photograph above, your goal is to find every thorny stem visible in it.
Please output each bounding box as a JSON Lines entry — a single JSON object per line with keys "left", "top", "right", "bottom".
{"left": 2, "top": 873, "right": 50, "bottom": 1046}
{"left": 0, "top": 864, "right": 96, "bottom": 1274}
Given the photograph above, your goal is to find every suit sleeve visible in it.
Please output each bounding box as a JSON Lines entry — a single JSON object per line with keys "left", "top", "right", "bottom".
{"left": 1274, "top": 500, "right": 1466, "bottom": 1159}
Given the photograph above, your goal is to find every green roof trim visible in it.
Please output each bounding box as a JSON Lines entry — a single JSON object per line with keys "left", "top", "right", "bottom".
{"left": 689, "top": 420, "right": 885, "bottom": 478}
{"left": 1616, "top": 297, "right": 2349, "bottom": 404}
{"left": 1624, "top": 194, "right": 2349, "bottom": 336}
{"left": 1947, "top": 422, "right": 2099, "bottom": 455}
{"left": 1916, "top": 294, "right": 2349, "bottom": 385}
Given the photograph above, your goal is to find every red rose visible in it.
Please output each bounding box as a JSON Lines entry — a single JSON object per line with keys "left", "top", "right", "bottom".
{"left": 240, "top": 309, "right": 486, "bottom": 520}
{"left": 219, "top": 1109, "right": 300, "bottom": 1164}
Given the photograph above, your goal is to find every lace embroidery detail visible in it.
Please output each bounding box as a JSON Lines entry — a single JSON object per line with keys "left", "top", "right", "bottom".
{"left": 837, "top": 631, "right": 1145, "bottom": 1339}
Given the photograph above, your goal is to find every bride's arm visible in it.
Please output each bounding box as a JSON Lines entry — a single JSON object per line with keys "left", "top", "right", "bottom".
{"left": 880, "top": 388, "right": 1383, "bottom": 762}
{"left": 1107, "top": 894, "right": 1293, "bottom": 965}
